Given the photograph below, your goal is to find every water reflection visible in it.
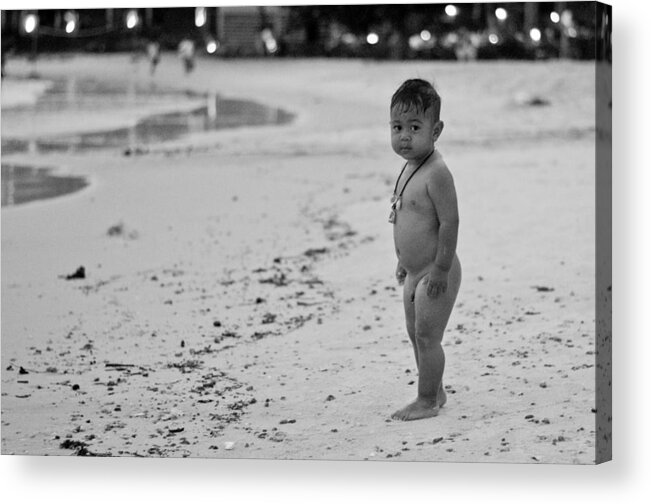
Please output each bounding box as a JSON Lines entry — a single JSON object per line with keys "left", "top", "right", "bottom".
{"left": 1, "top": 164, "right": 87, "bottom": 207}
{"left": 1, "top": 78, "right": 294, "bottom": 205}
{"left": 12, "top": 77, "right": 185, "bottom": 113}
{"left": 2, "top": 78, "right": 294, "bottom": 155}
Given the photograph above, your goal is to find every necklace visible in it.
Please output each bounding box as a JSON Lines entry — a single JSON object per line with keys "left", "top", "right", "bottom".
{"left": 389, "top": 149, "right": 434, "bottom": 224}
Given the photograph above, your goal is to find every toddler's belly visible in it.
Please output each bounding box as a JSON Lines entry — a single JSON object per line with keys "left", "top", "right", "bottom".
{"left": 393, "top": 221, "right": 438, "bottom": 274}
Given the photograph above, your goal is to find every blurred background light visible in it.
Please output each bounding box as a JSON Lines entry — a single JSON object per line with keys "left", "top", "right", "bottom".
{"left": 3, "top": 4, "right": 602, "bottom": 61}
{"left": 206, "top": 39, "right": 218, "bottom": 54}
{"left": 445, "top": 5, "right": 458, "bottom": 17}
{"left": 261, "top": 28, "right": 277, "bottom": 54}
{"left": 529, "top": 27, "right": 541, "bottom": 42}
{"left": 443, "top": 32, "right": 458, "bottom": 47}
{"left": 126, "top": 10, "right": 139, "bottom": 30}
{"left": 265, "top": 39, "right": 278, "bottom": 53}
{"left": 409, "top": 31, "right": 436, "bottom": 51}
{"left": 23, "top": 13, "right": 38, "bottom": 34}
{"left": 561, "top": 10, "right": 573, "bottom": 27}
{"left": 341, "top": 33, "right": 356, "bottom": 45}
{"left": 64, "top": 11, "right": 78, "bottom": 34}
{"left": 195, "top": 7, "right": 207, "bottom": 28}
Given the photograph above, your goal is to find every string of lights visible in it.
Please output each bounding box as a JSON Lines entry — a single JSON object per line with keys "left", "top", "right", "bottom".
{"left": 35, "top": 25, "right": 133, "bottom": 39}
{"left": 4, "top": 4, "right": 599, "bottom": 60}
{"left": 17, "top": 10, "right": 143, "bottom": 38}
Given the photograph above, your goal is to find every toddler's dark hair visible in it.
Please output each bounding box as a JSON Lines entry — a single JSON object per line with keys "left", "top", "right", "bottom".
{"left": 390, "top": 79, "right": 441, "bottom": 122}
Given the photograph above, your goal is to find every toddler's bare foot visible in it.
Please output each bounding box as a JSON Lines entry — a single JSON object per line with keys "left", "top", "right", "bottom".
{"left": 391, "top": 397, "right": 440, "bottom": 421}
{"left": 391, "top": 390, "right": 447, "bottom": 421}
{"left": 438, "top": 386, "right": 447, "bottom": 408}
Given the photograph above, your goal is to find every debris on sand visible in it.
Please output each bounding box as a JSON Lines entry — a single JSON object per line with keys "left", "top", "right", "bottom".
{"left": 63, "top": 266, "right": 86, "bottom": 280}
{"left": 213, "top": 330, "right": 240, "bottom": 344}
{"left": 167, "top": 359, "right": 202, "bottom": 373}
{"left": 251, "top": 331, "right": 273, "bottom": 340}
{"left": 107, "top": 222, "right": 125, "bottom": 236}
{"left": 270, "top": 431, "right": 287, "bottom": 442}
{"left": 532, "top": 285, "right": 555, "bottom": 292}
{"left": 123, "top": 145, "right": 150, "bottom": 156}
{"left": 59, "top": 439, "right": 110, "bottom": 456}
{"left": 228, "top": 398, "right": 257, "bottom": 411}
{"left": 304, "top": 247, "right": 328, "bottom": 258}
{"left": 107, "top": 221, "right": 139, "bottom": 240}
{"left": 513, "top": 91, "right": 551, "bottom": 107}
{"left": 321, "top": 215, "right": 357, "bottom": 241}
{"left": 105, "top": 363, "right": 136, "bottom": 369}
{"left": 259, "top": 272, "right": 289, "bottom": 287}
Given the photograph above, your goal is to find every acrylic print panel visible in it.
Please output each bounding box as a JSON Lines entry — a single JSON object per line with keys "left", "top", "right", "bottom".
{"left": 1, "top": 1, "right": 611, "bottom": 463}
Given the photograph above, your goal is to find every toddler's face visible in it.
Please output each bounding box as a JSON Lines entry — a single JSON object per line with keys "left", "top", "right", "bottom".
{"left": 390, "top": 106, "right": 441, "bottom": 162}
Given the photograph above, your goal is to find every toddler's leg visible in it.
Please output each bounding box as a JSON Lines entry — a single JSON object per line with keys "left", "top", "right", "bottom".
{"left": 402, "top": 275, "right": 418, "bottom": 368}
{"left": 392, "top": 258, "right": 461, "bottom": 421}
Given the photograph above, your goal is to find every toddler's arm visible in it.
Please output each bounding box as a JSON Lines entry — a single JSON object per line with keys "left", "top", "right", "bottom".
{"left": 426, "top": 166, "right": 459, "bottom": 297}
{"left": 396, "top": 262, "right": 407, "bottom": 285}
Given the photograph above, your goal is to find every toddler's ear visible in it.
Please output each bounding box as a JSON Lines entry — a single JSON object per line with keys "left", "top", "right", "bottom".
{"left": 432, "top": 121, "right": 444, "bottom": 142}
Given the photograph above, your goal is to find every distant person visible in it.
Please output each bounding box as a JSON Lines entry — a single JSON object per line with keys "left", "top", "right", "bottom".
{"left": 388, "top": 79, "right": 461, "bottom": 421}
{"left": 146, "top": 40, "right": 161, "bottom": 76}
{"left": 178, "top": 38, "right": 196, "bottom": 74}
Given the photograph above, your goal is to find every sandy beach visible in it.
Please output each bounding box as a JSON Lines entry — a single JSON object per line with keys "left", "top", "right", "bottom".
{"left": 2, "top": 54, "right": 598, "bottom": 463}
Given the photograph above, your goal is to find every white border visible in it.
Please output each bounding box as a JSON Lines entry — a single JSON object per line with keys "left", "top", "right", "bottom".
{"left": 2, "top": 0, "right": 649, "bottom": 503}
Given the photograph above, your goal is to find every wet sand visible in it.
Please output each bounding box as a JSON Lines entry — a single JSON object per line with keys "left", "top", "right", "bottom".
{"left": 2, "top": 54, "right": 598, "bottom": 462}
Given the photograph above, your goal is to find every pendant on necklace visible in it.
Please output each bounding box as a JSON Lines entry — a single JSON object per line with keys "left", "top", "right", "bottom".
{"left": 389, "top": 195, "right": 401, "bottom": 224}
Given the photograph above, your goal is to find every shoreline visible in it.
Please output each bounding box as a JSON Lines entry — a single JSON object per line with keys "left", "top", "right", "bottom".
{"left": 2, "top": 54, "right": 597, "bottom": 463}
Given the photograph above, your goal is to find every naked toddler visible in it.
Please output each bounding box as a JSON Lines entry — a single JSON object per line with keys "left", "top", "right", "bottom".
{"left": 389, "top": 79, "right": 461, "bottom": 421}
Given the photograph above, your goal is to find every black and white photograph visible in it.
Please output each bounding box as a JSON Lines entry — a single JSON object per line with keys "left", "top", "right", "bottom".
{"left": 2, "top": 0, "right": 611, "bottom": 472}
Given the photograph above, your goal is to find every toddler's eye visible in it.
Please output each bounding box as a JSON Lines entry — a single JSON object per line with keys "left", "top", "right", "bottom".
{"left": 392, "top": 125, "right": 401, "bottom": 132}
{"left": 411, "top": 125, "right": 420, "bottom": 132}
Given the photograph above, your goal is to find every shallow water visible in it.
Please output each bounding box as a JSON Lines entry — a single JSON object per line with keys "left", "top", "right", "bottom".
{"left": 2, "top": 80, "right": 293, "bottom": 154}
{"left": 1, "top": 164, "right": 88, "bottom": 207}
{"left": 1, "top": 77, "right": 294, "bottom": 205}
{"left": 2, "top": 94, "right": 293, "bottom": 156}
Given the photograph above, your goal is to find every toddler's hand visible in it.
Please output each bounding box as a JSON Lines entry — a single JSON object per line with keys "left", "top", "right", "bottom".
{"left": 426, "top": 266, "right": 448, "bottom": 298}
{"left": 396, "top": 264, "right": 407, "bottom": 285}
